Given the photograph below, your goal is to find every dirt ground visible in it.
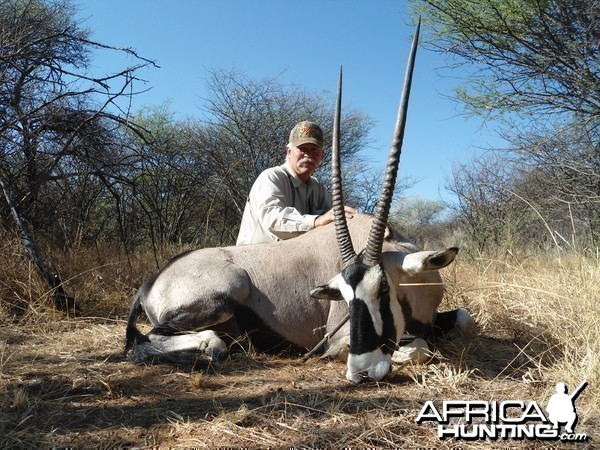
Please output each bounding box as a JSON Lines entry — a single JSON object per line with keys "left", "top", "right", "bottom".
{"left": 1, "top": 317, "right": 595, "bottom": 449}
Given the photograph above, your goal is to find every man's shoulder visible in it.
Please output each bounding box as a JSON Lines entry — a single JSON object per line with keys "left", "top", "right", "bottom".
{"left": 258, "top": 164, "right": 288, "bottom": 181}
{"left": 251, "top": 165, "right": 290, "bottom": 190}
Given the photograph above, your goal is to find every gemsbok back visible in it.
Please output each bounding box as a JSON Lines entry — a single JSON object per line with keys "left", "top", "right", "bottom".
{"left": 125, "top": 21, "right": 474, "bottom": 382}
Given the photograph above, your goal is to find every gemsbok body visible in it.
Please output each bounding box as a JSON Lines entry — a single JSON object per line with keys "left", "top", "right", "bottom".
{"left": 125, "top": 21, "right": 474, "bottom": 382}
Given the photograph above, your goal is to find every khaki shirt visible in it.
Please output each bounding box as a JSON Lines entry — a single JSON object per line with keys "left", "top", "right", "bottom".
{"left": 236, "top": 162, "right": 332, "bottom": 245}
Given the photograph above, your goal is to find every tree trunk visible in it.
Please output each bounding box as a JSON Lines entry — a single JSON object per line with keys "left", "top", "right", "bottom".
{"left": 0, "top": 175, "right": 76, "bottom": 314}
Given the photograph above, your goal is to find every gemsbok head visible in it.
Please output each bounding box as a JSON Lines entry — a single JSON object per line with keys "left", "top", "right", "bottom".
{"left": 310, "top": 20, "right": 429, "bottom": 382}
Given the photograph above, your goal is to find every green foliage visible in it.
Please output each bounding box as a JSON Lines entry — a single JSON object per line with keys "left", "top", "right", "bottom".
{"left": 390, "top": 198, "right": 447, "bottom": 248}
{"left": 411, "top": 0, "right": 599, "bottom": 254}
{"left": 411, "top": 0, "right": 599, "bottom": 122}
{"left": 123, "top": 104, "right": 211, "bottom": 249}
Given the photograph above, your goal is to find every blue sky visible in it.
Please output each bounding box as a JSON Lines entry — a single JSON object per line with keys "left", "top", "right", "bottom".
{"left": 75, "top": 0, "right": 503, "bottom": 203}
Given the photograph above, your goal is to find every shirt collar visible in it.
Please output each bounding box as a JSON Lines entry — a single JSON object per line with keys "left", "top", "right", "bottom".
{"left": 283, "top": 161, "right": 311, "bottom": 188}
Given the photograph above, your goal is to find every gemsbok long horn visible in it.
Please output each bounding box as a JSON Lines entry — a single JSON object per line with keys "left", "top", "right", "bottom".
{"left": 331, "top": 67, "right": 357, "bottom": 267}
{"left": 363, "top": 18, "right": 421, "bottom": 266}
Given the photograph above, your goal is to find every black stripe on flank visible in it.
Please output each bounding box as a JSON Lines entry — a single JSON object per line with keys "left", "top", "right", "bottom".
{"left": 158, "top": 293, "right": 236, "bottom": 331}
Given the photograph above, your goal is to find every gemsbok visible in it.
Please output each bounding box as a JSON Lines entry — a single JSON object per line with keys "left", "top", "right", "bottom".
{"left": 125, "top": 21, "right": 474, "bottom": 382}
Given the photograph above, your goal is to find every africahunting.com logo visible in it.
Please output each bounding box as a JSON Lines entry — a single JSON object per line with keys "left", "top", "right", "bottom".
{"left": 416, "top": 380, "right": 589, "bottom": 442}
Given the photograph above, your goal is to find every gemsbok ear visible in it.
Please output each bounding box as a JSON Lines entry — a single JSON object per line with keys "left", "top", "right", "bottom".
{"left": 401, "top": 247, "right": 459, "bottom": 274}
{"left": 310, "top": 274, "right": 346, "bottom": 301}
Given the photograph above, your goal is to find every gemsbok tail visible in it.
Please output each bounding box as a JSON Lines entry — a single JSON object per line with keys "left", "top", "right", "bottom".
{"left": 124, "top": 290, "right": 147, "bottom": 355}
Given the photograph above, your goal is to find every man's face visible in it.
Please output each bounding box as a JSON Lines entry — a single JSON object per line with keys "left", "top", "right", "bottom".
{"left": 286, "top": 143, "right": 324, "bottom": 182}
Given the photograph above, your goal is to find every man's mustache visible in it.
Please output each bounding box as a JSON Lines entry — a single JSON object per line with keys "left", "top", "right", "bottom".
{"left": 299, "top": 157, "right": 318, "bottom": 166}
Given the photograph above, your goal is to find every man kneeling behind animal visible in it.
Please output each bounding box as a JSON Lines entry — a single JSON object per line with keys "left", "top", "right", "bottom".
{"left": 236, "top": 120, "right": 356, "bottom": 246}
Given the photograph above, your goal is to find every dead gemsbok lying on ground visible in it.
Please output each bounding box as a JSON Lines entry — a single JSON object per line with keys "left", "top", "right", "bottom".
{"left": 124, "top": 21, "right": 474, "bottom": 382}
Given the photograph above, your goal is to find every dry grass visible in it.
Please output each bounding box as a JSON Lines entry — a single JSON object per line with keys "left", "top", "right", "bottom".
{"left": 0, "top": 236, "right": 598, "bottom": 448}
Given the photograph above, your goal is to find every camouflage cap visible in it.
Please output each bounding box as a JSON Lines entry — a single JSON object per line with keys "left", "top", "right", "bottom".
{"left": 288, "top": 121, "right": 324, "bottom": 148}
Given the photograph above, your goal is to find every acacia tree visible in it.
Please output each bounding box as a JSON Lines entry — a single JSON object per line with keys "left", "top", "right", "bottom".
{"left": 412, "top": 0, "right": 599, "bottom": 250}
{"left": 0, "top": 0, "right": 154, "bottom": 310}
